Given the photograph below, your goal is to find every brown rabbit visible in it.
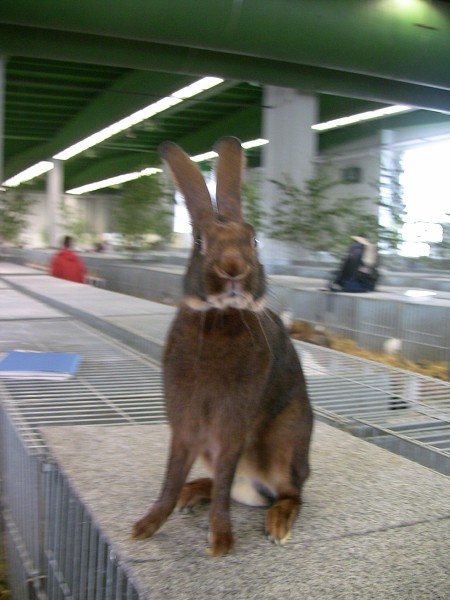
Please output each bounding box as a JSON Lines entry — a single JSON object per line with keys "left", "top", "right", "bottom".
{"left": 132, "top": 137, "right": 313, "bottom": 556}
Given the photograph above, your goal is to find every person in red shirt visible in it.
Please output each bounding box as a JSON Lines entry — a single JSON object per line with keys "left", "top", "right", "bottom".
{"left": 50, "top": 235, "right": 86, "bottom": 283}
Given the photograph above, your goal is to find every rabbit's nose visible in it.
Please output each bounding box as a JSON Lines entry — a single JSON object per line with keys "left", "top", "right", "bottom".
{"left": 214, "top": 252, "right": 249, "bottom": 280}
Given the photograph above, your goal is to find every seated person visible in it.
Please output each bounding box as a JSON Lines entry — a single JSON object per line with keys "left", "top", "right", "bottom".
{"left": 50, "top": 235, "right": 86, "bottom": 284}
{"left": 328, "top": 235, "right": 378, "bottom": 292}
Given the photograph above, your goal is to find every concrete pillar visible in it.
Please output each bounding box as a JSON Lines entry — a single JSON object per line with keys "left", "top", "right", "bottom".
{"left": 260, "top": 86, "right": 318, "bottom": 265}
{"left": 379, "top": 129, "right": 404, "bottom": 251}
{"left": 0, "top": 57, "right": 5, "bottom": 187}
{"left": 46, "top": 160, "right": 63, "bottom": 247}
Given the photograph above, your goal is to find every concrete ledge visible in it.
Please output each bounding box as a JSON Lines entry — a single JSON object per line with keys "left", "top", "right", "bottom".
{"left": 1, "top": 272, "right": 174, "bottom": 362}
{"left": 41, "top": 421, "right": 450, "bottom": 600}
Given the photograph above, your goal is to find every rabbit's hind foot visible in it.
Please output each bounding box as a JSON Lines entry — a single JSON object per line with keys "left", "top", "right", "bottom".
{"left": 265, "top": 497, "right": 300, "bottom": 545}
{"left": 176, "top": 477, "right": 213, "bottom": 512}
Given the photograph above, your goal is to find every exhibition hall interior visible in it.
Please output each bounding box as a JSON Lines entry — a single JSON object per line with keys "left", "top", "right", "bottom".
{"left": 0, "top": 2, "right": 449, "bottom": 599}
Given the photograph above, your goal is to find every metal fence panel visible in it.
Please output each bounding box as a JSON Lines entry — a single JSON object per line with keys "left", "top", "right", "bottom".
{"left": 0, "top": 319, "right": 154, "bottom": 599}
{"left": 401, "top": 303, "right": 450, "bottom": 362}
{"left": 43, "top": 434, "right": 142, "bottom": 598}
{"left": 0, "top": 404, "right": 45, "bottom": 587}
{"left": 1, "top": 310, "right": 449, "bottom": 598}
{"left": 297, "top": 341, "right": 450, "bottom": 474}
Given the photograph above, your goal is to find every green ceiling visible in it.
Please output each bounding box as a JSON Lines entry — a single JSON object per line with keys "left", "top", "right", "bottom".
{"left": 1, "top": 0, "right": 449, "bottom": 191}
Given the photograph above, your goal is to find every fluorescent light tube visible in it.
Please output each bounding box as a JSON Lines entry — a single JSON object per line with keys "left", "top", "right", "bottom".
{"left": 2, "top": 161, "right": 54, "bottom": 187}
{"left": 67, "top": 137, "right": 267, "bottom": 193}
{"left": 66, "top": 167, "right": 162, "bottom": 195}
{"left": 191, "top": 151, "right": 218, "bottom": 162}
{"left": 174, "top": 77, "right": 224, "bottom": 99}
{"left": 191, "top": 138, "right": 269, "bottom": 162}
{"left": 312, "top": 105, "right": 413, "bottom": 132}
{"left": 66, "top": 172, "right": 142, "bottom": 195}
{"left": 242, "top": 138, "right": 269, "bottom": 149}
{"left": 54, "top": 77, "right": 224, "bottom": 161}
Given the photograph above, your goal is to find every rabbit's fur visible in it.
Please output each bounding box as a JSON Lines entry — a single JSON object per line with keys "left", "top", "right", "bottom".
{"left": 132, "top": 137, "right": 313, "bottom": 556}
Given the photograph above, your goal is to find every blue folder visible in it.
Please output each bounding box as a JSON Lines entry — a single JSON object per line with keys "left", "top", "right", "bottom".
{"left": 0, "top": 351, "right": 81, "bottom": 380}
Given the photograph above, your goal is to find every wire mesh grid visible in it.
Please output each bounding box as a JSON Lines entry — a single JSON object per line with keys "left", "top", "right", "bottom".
{"left": 0, "top": 405, "right": 43, "bottom": 566}
{"left": 0, "top": 319, "right": 165, "bottom": 452}
{"left": 317, "top": 290, "right": 450, "bottom": 362}
{"left": 3, "top": 509, "right": 45, "bottom": 600}
{"left": 1, "top": 314, "right": 448, "bottom": 478}
{"left": 0, "top": 319, "right": 151, "bottom": 599}
{"left": 297, "top": 341, "right": 450, "bottom": 473}
{"left": 1, "top": 317, "right": 449, "bottom": 467}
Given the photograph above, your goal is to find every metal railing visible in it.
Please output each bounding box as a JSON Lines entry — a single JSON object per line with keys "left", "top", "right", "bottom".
{"left": 1, "top": 427, "right": 142, "bottom": 600}
{"left": 44, "top": 464, "right": 139, "bottom": 600}
{"left": 274, "top": 287, "right": 450, "bottom": 362}
{"left": 0, "top": 318, "right": 164, "bottom": 599}
{"left": 4, "top": 253, "right": 450, "bottom": 363}
{"left": 1, "top": 404, "right": 46, "bottom": 600}
{"left": 298, "top": 341, "right": 450, "bottom": 475}
{"left": 1, "top": 307, "right": 449, "bottom": 598}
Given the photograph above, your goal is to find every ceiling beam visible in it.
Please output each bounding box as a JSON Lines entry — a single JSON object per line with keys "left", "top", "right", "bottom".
{"left": 1, "top": 25, "right": 449, "bottom": 118}
{"left": 1, "top": 0, "right": 449, "bottom": 90}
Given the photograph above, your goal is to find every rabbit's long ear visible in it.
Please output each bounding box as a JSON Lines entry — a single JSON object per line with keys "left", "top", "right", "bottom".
{"left": 159, "top": 141, "right": 214, "bottom": 229}
{"left": 214, "top": 136, "right": 244, "bottom": 221}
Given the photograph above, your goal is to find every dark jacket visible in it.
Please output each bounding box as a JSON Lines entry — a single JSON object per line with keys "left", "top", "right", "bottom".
{"left": 332, "top": 236, "right": 378, "bottom": 292}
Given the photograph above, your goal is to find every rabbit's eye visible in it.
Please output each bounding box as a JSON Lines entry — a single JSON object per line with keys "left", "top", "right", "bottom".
{"left": 195, "top": 235, "right": 208, "bottom": 254}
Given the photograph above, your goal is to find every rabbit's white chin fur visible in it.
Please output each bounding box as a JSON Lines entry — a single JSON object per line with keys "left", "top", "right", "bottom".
{"left": 208, "top": 292, "right": 259, "bottom": 310}
{"left": 183, "top": 295, "right": 265, "bottom": 312}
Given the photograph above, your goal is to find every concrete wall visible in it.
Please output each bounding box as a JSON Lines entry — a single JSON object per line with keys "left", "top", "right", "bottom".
{"left": 320, "top": 133, "right": 381, "bottom": 220}
{"left": 10, "top": 191, "right": 115, "bottom": 249}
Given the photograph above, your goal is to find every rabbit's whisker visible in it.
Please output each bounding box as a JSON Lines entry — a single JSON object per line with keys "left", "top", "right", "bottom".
{"left": 260, "top": 307, "right": 277, "bottom": 327}
{"left": 211, "top": 307, "right": 221, "bottom": 335}
{"left": 255, "top": 311, "right": 273, "bottom": 359}
{"left": 239, "top": 311, "right": 257, "bottom": 346}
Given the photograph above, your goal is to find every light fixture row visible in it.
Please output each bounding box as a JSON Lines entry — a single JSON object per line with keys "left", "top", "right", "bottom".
{"left": 66, "top": 139, "right": 270, "bottom": 195}
{"left": 2, "top": 71, "right": 412, "bottom": 192}
{"left": 311, "top": 104, "right": 412, "bottom": 131}
{"left": 54, "top": 77, "right": 225, "bottom": 161}
{"left": 2, "top": 76, "right": 224, "bottom": 188}
{"left": 3, "top": 161, "right": 55, "bottom": 188}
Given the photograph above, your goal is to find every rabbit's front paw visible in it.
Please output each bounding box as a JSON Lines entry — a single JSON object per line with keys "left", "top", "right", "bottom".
{"left": 132, "top": 511, "right": 165, "bottom": 540}
{"left": 208, "top": 530, "right": 234, "bottom": 557}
